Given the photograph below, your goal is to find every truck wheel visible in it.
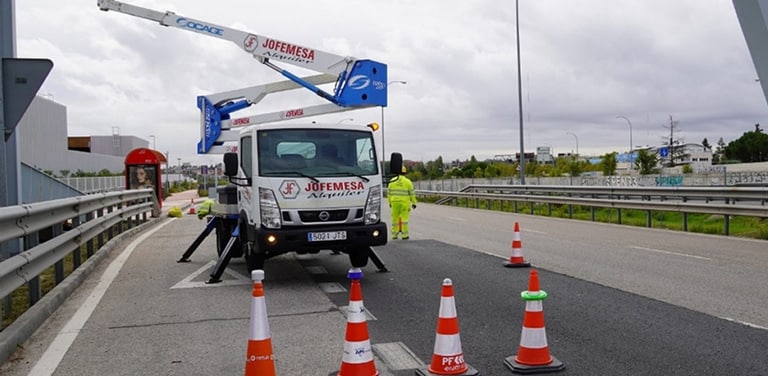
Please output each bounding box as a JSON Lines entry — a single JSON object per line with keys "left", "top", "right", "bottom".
{"left": 348, "top": 247, "right": 369, "bottom": 268}
{"left": 245, "top": 241, "right": 265, "bottom": 272}
{"left": 216, "top": 219, "right": 242, "bottom": 257}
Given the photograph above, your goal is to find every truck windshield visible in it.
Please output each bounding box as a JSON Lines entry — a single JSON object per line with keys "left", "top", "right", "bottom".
{"left": 257, "top": 128, "right": 379, "bottom": 178}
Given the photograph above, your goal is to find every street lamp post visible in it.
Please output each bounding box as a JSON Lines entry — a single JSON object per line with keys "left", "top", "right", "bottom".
{"left": 617, "top": 116, "right": 633, "bottom": 171}
{"left": 177, "top": 158, "right": 181, "bottom": 186}
{"left": 381, "top": 80, "right": 407, "bottom": 173}
{"left": 149, "top": 135, "right": 156, "bottom": 150}
{"left": 566, "top": 131, "right": 579, "bottom": 156}
{"left": 516, "top": 0, "right": 526, "bottom": 184}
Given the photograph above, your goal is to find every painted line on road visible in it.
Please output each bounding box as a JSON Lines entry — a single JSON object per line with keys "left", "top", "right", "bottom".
{"left": 448, "top": 216, "right": 466, "bottom": 221}
{"left": 631, "top": 246, "right": 712, "bottom": 261}
{"left": 28, "top": 219, "right": 174, "bottom": 376}
{"left": 720, "top": 317, "right": 768, "bottom": 331}
{"left": 170, "top": 260, "right": 250, "bottom": 289}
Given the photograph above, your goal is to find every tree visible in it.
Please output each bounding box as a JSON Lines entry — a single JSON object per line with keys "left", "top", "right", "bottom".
{"left": 59, "top": 169, "right": 70, "bottom": 178}
{"left": 714, "top": 137, "right": 726, "bottom": 164}
{"left": 425, "top": 156, "right": 444, "bottom": 179}
{"left": 566, "top": 156, "right": 586, "bottom": 177}
{"left": 701, "top": 138, "right": 711, "bottom": 150}
{"left": 635, "top": 149, "right": 659, "bottom": 175}
{"left": 724, "top": 128, "right": 768, "bottom": 162}
{"left": 601, "top": 152, "right": 617, "bottom": 176}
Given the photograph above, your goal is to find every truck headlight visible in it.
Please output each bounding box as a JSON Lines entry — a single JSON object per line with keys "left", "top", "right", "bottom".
{"left": 259, "top": 187, "right": 281, "bottom": 229}
{"left": 364, "top": 185, "right": 381, "bottom": 225}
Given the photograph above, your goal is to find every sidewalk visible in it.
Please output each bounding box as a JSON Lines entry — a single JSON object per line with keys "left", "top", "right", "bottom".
{"left": 160, "top": 189, "right": 200, "bottom": 215}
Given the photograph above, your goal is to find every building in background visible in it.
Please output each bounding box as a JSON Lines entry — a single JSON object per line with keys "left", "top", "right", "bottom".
{"left": 17, "top": 96, "right": 147, "bottom": 175}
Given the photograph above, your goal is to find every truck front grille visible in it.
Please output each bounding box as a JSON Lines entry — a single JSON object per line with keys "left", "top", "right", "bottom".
{"left": 298, "top": 209, "right": 349, "bottom": 223}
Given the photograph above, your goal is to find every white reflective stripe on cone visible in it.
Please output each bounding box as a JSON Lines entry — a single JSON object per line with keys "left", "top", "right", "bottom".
{"left": 341, "top": 340, "right": 374, "bottom": 363}
{"left": 249, "top": 296, "right": 270, "bottom": 340}
{"left": 438, "top": 296, "right": 457, "bottom": 317}
{"left": 347, "top": 301, "right": 366, "bottom": 323}
{"left": 519, "top": 327, "right": 548, "bottom": 349}
{"left": 433, "top": 333, "right": 463, "bottom": 355}
{"left": 526, "top": 300, "right": 543, "bottom": 313}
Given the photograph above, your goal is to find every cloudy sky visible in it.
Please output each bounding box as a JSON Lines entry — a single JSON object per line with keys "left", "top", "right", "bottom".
{"left": 13, "top": 0, "right": 768, "bottom": 165}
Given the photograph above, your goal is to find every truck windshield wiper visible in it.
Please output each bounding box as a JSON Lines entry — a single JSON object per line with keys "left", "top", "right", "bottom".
{"left": 323, "top": 171, "right": 370, "bottom": 182}
{"left": 267, "top": 171, "right": 319, "bottom": 182}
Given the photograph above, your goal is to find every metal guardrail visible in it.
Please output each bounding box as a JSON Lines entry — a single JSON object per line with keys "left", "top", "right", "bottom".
{"left": 417, "top": 185, "right": 768, "bottom": 235}
{"left": 0, "top": 189, "right": 159, "bottom": 322}
{"left": 458, "top": 184, "right": 768, "bottom": 204}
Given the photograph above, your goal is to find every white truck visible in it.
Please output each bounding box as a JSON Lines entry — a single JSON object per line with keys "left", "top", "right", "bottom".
{"left": 98, "top": 1, "right": 400, "bottom": 275}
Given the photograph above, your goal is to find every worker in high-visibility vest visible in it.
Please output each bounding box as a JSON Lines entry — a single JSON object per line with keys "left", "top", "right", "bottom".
{"left": 387, "top": 165, "right": 417, "bottom": 239}
{"left": 197, "top": 198, "right": 215, "bottom": 219}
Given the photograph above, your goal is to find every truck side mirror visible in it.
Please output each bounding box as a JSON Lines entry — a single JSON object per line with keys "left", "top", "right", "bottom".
{"left": 223, "top": 153, "right": 238, "bottom": 176}
{"left": 389, "top": 152, "right": 402, "bottom": 175}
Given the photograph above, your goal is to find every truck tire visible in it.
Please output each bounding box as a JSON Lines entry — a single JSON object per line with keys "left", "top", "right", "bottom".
{"left": 245, "top": 241, "right": 265, "bottom": 272}
{"left": 348, "top": 247, "right": 369, "bottom": 268}
{"left": 216, "top": 219, "right": 243, "bottom": 257}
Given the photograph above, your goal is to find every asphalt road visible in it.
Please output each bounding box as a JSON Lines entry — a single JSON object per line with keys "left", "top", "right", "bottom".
{"left": 1, "top": 202, "right": 766, "bottom": 375}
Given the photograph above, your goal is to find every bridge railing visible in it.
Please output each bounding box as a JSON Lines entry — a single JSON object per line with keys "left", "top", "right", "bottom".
{"left": 416, "top": 184, "right": 768, "bottom": 236}
{"left": 0, "top": 189, "right": 159, "bottom": 345}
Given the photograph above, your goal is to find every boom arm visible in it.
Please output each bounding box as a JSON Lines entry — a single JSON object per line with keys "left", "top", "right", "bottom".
{"left": 97, "top": 0, "right": 389, "bottom": 154}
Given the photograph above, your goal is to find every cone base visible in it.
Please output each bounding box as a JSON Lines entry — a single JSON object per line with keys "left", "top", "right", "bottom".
{"left": 504, "top": 355, "right": 564, "bottom": 374}
{"left": 504, "top": 261, "right": 531, "bottom": 268}
{"left": 330, "top": 370, "right": 379, "bottom": 376}
{"left": 415, "top": 363, "right": 480, "bottom": 376}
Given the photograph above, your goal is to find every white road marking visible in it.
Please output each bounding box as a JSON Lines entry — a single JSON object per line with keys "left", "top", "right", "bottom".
{"left": 631, "top": 246, "right": 712, "bottom": 261}
{"left": 28, "top": 220, "right": 173, "bottom": 376}
{"left": 170, "top": 260, "right": 250, "bottom": 289}
{"left": 719, "top": 317, "right": 768, "bottom": 331}
{"left": 448, "top": 216, "right": 466, "bottom": 221}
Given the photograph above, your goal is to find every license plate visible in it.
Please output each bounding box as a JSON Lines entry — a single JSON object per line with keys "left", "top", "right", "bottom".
{"left": 308, "top": 231, "right": 347, "bottom": 242}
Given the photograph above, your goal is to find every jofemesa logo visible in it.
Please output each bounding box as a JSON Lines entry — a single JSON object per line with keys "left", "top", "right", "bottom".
{"left": 175, "top": 18, "right": 223, "bottom": 36}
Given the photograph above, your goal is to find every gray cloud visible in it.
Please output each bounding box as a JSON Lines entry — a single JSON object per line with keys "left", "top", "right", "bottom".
{"left": 14, "top": 0, "right": 768, "bottom": 165}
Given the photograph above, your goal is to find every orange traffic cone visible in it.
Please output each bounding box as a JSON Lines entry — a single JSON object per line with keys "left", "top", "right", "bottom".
{"left": 416, "top": 278, "right": 479, "bottom": 376}
{"left": 504, "top": 269, "right": 565, "bottom": 374}
{"left": 188, "top": 198, "right": 196, "bottom": 215}
{"left": 336, "top": 268, "right": 378, "bottom": 376}
{"left": 504, "top": 222, "right": 531, "bottom": 268}
{"left": 244, "top": 270, "right": 276, "bottom": 376}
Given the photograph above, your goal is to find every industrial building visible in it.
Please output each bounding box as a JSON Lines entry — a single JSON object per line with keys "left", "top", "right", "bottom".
{"left": 17, "top": 96, "right": 147, "bottom": 174}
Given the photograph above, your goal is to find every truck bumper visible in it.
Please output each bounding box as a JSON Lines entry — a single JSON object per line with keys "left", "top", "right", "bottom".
{"left": 253, "top": 222, "right": 388, "bottom": 254}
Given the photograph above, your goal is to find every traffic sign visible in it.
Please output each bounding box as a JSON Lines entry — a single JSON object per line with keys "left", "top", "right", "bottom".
{"left": 2, "top": 58, "right": 53, "bottom": 140}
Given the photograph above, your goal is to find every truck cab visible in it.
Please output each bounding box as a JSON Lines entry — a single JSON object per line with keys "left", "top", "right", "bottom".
{"left": 224, "top": 122, "right": 387, "bottom": 271}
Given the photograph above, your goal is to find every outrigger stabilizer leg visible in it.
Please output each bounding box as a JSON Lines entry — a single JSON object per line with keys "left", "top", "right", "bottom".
{"left": 178, "top": 216, "right": 218, "bottom": 262}
{"left": 368, "top": 247, "right": 388, "bottom": 273}
{"left": 207, "top": 225, "right": 240, "bottom": 284}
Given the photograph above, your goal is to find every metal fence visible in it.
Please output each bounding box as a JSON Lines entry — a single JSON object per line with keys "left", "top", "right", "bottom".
{"left": 58, "top": 176, "right": 125, "bottom": 194}
{"left": 412, "top": 171, "right": 768, "bottom": 191}
{"left": 0, "top": 189, "right": 159, "bottom": 364}
{"left": 415, "top": 184, "right": 768, "bottom": 236}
